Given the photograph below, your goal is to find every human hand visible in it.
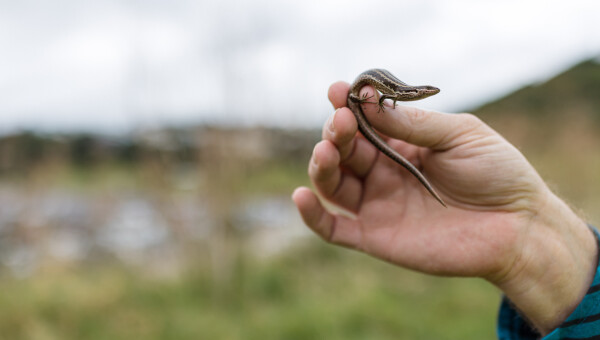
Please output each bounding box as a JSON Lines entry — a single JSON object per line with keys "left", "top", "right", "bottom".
{"left": 292, "top": 81, "right": 596, "bottom": 333}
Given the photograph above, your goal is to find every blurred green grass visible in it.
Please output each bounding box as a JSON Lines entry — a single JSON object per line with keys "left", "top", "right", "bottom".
{"left": 0, "top": 241, "right": 499, "bottom": 340}
{"left": 0, "top": 150, "right": 502, "bottom": 339}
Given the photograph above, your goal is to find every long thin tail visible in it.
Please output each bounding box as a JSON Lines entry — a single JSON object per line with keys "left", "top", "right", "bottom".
{"left": 348, "top": 97, "right": 447, "bottom": 207}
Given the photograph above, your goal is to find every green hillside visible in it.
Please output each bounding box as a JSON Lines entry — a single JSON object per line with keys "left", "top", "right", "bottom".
{"left": 475, "top": 58, "right": 600, "bottom": 121}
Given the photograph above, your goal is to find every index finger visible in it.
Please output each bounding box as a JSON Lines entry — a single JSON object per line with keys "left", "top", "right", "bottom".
{"left": 358, "top": 86, "right": 491, "bottom": 150}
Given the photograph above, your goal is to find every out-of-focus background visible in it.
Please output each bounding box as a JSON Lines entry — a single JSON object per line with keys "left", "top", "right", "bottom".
{"left": 1, "top": 1, "right": 600, "bottom": 339}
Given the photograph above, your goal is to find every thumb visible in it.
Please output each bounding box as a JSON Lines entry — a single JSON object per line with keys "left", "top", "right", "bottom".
{"left": 359, "top": 86, "right": 486, "bottom": 150}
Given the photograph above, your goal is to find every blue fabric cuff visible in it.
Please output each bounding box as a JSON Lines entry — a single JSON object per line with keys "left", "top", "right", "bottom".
{"left": 497, "top": 226, "right": 600, "bottom": 340}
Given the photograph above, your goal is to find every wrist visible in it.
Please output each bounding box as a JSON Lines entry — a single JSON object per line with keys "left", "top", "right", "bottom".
{"left": 492, "top": 191, "right": 597, "bottom": 335}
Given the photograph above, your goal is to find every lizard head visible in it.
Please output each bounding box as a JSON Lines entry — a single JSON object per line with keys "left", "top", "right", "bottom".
{"left": 399, "top": 85, "right": 440, "bottom": 101}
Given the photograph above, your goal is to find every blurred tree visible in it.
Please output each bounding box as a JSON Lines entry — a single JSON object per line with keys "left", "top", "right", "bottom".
{"left": 70, "top": 134, "right": 96, "bottom": 167}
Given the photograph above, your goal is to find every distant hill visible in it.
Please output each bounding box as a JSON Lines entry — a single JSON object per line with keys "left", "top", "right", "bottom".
{"left": 471, "top": 58, "right": 600, "bottom": 151}
{"left": 474, "top": 58, "right": 600, "bottom": 121}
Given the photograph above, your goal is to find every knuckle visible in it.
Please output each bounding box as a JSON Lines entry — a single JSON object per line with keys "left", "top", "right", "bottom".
{"left": 453, "top": 113, "right": 490, "bottom": 141}
{"left": 457, "top": 113, "right": 483, "bottom": 128}
{"left": 409, "top": 107, "right": 431, "bottom": 126}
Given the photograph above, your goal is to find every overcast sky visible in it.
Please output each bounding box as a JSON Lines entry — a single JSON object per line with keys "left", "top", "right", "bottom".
{"left": 1, "top": 0, "right": 600, "bottom": 133}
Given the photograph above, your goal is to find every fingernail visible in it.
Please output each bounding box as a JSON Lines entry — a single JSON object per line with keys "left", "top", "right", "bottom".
{"left": 310, "top": 144, "right": 320, "bottom": 170}
{"left": 291, "top": 187, "right": 300, "bottom": 202}
{"left": 328, "top": 108, "right": 339, "bottom": 135}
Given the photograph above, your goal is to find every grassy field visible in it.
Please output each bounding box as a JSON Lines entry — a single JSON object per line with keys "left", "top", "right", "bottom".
{"left": 0, "top": 241, "right": 500, "bottom": 340}
{"left": 0, "top": 159, "right": 500, "bottom": 339}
